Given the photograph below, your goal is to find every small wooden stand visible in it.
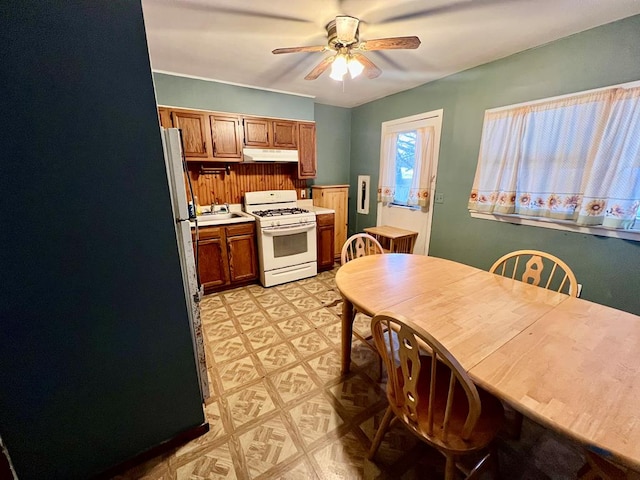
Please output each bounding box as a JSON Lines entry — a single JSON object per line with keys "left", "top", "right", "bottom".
{"left": 363, "top": 225, "right": 418, "bottom": 254}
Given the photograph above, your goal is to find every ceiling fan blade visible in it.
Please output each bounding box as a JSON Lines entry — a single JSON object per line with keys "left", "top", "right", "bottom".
{"left": 351, "top": 53, "right": 381, "bottom": 79}
{"left": 272, "top": 45, "right": 327, "bottom": 55}
{"left": 304, "top": 55, "right": 335, "bottom": 80}
{"left": 360, "top": 36, "right": 421, "bottom": 51}
{"left": 335, "top": 15, "right": 359, "bottom": 44}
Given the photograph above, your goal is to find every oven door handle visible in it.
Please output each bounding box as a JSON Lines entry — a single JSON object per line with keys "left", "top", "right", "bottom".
{"left": 262, "top": 224, "right": 316, "bottom": 236}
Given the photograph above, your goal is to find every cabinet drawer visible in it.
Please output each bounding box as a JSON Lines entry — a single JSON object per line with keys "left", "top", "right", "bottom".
{"left": 226, "top": 222, "right": 255, "bottom": 236}
{"left": 197, "top": 226, "right": 224, "bottom": 240}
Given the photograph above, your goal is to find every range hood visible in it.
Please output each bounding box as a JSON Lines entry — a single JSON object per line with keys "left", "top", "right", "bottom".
{"left": 243, "top": 148, "right": 299, "bottom": 163}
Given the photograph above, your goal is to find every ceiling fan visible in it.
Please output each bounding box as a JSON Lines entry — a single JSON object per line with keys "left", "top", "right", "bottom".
{"left": 272, "top": 15, "right": 421, "bottom": 81}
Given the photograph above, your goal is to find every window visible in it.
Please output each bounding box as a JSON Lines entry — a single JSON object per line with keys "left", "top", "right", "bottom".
{"left": 394, "top": 130, "right": 417, "bottom": 205}
{"left": 468, "top": 81, "right": 640, "bottom": 240}
{"left": 378, "top": 115, "right": 439, "bottom": 208}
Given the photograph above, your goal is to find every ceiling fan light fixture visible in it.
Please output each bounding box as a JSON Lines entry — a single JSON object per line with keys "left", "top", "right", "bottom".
{"left": 347, "top": 56, "right": 364, "bottom": 78}
{"left": 330, "top": 53, "right": 348, "bottom": 81}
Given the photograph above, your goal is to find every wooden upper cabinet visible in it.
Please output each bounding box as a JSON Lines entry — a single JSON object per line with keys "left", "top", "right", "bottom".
{"left": 242, "top": 117, "right": 298, "bottom": 149}
{"left": 158, "top": 107, "right": 173, "bottom": 128}
{"left": 272, "top": 120, "right": 298, "bottom": 148}
{"left": 243, "top": 118, "right": 271, "bottom": 147}
{"left": 210, "top": 114, "right": 242, "bottom": 159}
{"left": 298, "top": 122, "right": 317, "bottom": 179}
{"left": 171, "top": 110, "right": 212, "bottom": 159}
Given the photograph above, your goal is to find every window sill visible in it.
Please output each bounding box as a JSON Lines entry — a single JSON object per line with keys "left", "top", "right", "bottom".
{"left": 470, "top": 211, "right": 640, "bottom": 242}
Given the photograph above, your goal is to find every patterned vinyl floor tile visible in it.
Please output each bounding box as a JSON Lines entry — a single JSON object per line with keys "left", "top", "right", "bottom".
{"left": 267, "top": 364, "right": 318, "bottom": 405}
{"left": 217, "top": 355, "right": 261, "bottom": 393}
{"left": 237, "top": 413, "right": 300, "bottom": 479}
{"left": 255, "top": 342, "right": 299, "bottom": 373}
{"left": 305, "top": 350, "right": 342, "bottom": 384}
{"left": 245, "top": 325, "right": 283, "bottom": 351}
{"left": 288, "top": 330, "right": 331, "bottom": 358}
{"left": 175, "top": 441, "right": 237, "bottom": 480}
{"left": 288, "top": 391, "right": 344, "bottom": 447}
{"left": 111, "top": 266, "right": 587, "bottom": 480}
{"left": 235, "top": 311, "right": 270, "bottom": 333}
{"left": 225, "top": 379, "right": 278, "bottom": 430}
{"left": 273, "top": 316, "right": 314, "bottom": 339}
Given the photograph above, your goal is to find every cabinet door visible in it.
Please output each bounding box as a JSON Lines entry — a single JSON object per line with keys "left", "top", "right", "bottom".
{"left": 198, "top": 236, "right": 229, "bottom": 290}
{"left": 210, "top": 114, "right": 242, "bottom": 159}
{"left": 243, "top": 118, "right": 271, "bottom": 147}
{"left": 316, "top": 213, "right": 335, "bottom": 271}
{"left": 313, "top": 186, "right": 348, "bottom": 260}
{"left": 298, "top": 122, "right": 317, "bottom": 179}
{"left": 227, "top": 233, "right": 258, "bottom": 283}
{"left": 172, "top": 110, "right": 212, "bottom": 159}
{"left": 272, "top": 120, "right": 298, "bottom": 148}
{"left": 158, "top": 108, "right": 173, "bottom": 128}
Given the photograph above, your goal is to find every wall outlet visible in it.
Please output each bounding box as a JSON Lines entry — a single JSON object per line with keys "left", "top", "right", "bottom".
{"left": 300, "top": 189, "right": 306, "bottom": 198}
{"left": 435, "top": 192, "right": 444, "bottom": 204}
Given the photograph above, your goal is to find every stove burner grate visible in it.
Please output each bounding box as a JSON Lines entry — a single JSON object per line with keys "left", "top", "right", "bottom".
{"left": 252, "top": 207, "right": 310, "bottom": 217}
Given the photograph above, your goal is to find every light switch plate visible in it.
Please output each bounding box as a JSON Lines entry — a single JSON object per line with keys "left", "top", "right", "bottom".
{"left": 435, "top": 193, "right": 444, "bottom": 204}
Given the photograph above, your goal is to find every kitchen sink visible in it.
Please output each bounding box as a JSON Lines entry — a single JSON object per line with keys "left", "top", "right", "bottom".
{"left": 191, "top": 211, "right": 254, "bottom": 226}
{"left": 199, "top": 212, "right": 238, "bottom": 220}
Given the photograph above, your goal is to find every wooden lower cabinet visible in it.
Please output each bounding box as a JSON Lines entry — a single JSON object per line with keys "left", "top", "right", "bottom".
{"left": 316, "top": 213, "right": 335, "bottom": 271}
{"left": 195, "top": 222, "right": 258, "bottom": 293}
{"left": 312, "top": 185, "right": 349, "bottom": 261}
{"left": 227, "top": 230, "right": 258, "bottom": 282}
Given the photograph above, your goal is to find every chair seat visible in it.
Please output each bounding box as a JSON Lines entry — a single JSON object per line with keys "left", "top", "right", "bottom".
{"left": 388, "top": 354, "right": 504, "bottom": 454}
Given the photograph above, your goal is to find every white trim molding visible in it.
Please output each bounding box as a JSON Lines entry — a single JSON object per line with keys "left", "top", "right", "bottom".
{"left": 470, "top": 211, "right": 640, "bottom": 242}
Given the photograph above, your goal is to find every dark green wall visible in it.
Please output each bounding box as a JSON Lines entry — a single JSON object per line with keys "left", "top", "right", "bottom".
{"left": 0, "top": 3, "right": 204, "bottom": 479}
{"left": 349, "top": 15, "right": 640, "bottom": 315}
{"left": 313, "top": 103, "right": 352, "bottom": 185}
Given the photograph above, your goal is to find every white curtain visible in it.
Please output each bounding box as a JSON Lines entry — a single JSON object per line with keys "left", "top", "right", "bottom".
{"left": 377, "top": 132, "right": 398, "bottom": 203}
{"left": 378, "top": 126, "right": 435, "bottom": 207}
{"left": 406, "top": 126, "right": 435, "bottom": 207}
{"left": 468, "top": 86, "right": 640, "bottom": 229}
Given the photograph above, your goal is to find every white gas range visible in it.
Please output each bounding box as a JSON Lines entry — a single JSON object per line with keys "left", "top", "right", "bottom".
{"left": 244, "top": 190, "right": 317, "bottom": 287}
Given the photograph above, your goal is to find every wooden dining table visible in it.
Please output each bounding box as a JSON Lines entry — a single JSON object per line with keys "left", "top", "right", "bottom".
{"left": 335, "top": 253, "right": 640, "bottom": 470}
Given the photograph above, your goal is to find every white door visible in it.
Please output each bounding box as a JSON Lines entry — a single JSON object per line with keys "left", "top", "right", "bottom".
{"left": 377, "top": 110, "right": 443, "bottom": 255}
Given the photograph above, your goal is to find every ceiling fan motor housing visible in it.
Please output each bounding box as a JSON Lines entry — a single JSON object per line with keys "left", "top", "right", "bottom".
{"left": 326, "top": 17, "right": 359, "bottom": 49}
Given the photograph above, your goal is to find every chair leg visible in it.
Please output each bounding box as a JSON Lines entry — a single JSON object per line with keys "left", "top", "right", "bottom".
{"left": 444, "top": 454, "right": 457, "bottom": 480}
{"left": 368, "top": 406, "right": 394, "bottom": 460}
{"left": 509, "top": 410, "right": 524, "bottom": 439}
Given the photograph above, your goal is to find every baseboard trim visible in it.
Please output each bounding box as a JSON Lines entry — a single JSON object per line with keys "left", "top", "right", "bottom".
{"left": 93, "top": 422, "right": 209, "bottom": 479}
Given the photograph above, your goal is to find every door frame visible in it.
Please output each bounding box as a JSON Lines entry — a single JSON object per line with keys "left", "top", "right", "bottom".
{"left": 377, "top": 109, "right": 443, "bottom": 255}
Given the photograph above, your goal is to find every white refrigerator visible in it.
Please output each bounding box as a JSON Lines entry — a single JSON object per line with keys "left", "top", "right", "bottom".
{"left": 161, "top": 127, "right": 210, "bottom": 400}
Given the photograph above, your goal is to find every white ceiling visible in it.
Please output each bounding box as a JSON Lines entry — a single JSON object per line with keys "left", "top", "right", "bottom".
{"left": 141, "top": 0, "right": 640, "bottom": 108}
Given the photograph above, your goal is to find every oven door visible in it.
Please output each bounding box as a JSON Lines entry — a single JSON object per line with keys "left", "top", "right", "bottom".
{"left": 260, "top": 222, "right": 317, "bottom": 271}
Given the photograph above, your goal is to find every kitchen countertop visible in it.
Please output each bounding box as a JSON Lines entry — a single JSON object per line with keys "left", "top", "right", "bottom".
{"left": 298, "top": 199, "right": 334, "bottom": 214}
{"left": 190, "top": 204, "right": 255, "bottom": 228}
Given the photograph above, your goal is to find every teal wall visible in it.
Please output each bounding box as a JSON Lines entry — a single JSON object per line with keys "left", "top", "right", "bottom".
{"left": 313, "top": 103, "right": 352, "bottom": 185}
{"left": 349, "top": 15, "right": 640, "bottom": 315}
{"left": 153, "top": 72, "right": 315, "bottom": 120}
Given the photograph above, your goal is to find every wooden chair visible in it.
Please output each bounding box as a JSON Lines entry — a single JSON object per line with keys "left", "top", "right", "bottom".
{"left": 489, "top": 249, "right": 580, "bottom": 297}
{"left": 368, "top": 312, "right": 504, "bottom": 480}
{"left": 578, "top": 450, "right": 640, "bottom": 480}
{"left": 340, "top": 233, "right": 385, "bottom": 374}
{"left": 341, "top": 233, "right": 385, "bottom": 265}
{"left": 490, "top": 249, "right": 579, "bottom": 439}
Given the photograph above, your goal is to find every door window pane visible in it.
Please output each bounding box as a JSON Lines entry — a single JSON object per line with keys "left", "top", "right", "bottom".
{"left": 394, "top": 130, "right": 416, "bottom": 205}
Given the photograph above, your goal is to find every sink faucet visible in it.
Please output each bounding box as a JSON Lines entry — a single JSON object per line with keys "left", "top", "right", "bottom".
{"left": 211, "top": 194, "right": 218, "bottom": 213}
{"left": 224, "top": 202, "right": 230, "bottom": 213}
